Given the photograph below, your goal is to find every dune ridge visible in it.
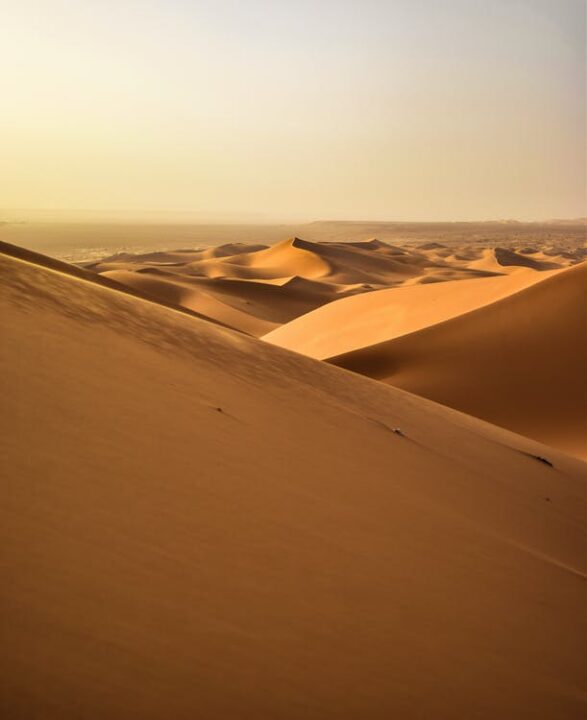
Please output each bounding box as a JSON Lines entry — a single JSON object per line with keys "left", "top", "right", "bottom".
{"left": 326, "top": 263, "right": 587, "bottom": 458}
{"left": 0, "top": 240, "right": 237, "bottom": 332}
{"left": 264, "top": 267, "right": 558, "bottom": 359}
{"left": 84, "top": 236, "right": 582, "bottom": 336}
{"left": 2, "top": 245, "right": 586, "bottom": 718}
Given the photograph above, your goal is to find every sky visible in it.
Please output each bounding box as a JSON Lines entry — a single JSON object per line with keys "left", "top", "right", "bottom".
{"left": 1, "top": 0, "right": 585, "bottom": 222}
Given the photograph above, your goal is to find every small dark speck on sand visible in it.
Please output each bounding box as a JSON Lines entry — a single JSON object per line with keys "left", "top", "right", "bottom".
{"left": 534, "top": 455, "right": 553, "bottom": 467}
{"left": 544, "top": 497, "right": 551, "bottom": 502}
{"left": 216, "top": 407, "right": 223, "bottom": 413}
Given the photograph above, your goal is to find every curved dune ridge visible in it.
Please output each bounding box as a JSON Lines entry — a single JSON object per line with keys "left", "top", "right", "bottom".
{"left": 325, "top": 263, "right": 587, "bottom": 458}
{"left": 100, "top": 269, "right": 279, "bottom": 336}
{"left": 0, "top": 241, "right": 237, "bottom": 331}
{"left": 85, "top": 236, "right": 584, "bottom": 336}
{"left": 264, "top": 268, "right": 558, "bottom": 359}
{"left": 2, "top": 246, "right": 587, "bottom": 718}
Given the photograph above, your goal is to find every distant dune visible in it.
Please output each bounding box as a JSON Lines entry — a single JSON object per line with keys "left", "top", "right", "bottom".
{"left": 83, "top": 236, "right": 583, "bottom": 337}
{"left": 2, "top": 218, "right": 585, "bottom": 264}
{"left": 2, "top": 244, "right": 586, "bottom": 718}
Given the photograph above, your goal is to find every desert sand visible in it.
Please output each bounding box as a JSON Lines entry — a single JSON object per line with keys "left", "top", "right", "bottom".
{"left": 1, "top": 240, "right": 586, "bottom": 718}
{"left": 268, "top": 262, "right": 586, "bottom": 459}
{"left": 83, "top": 235, "right": 584, "bottom": 337}
{"left": 264, "top": 267, "right": 558, "bottom": 358}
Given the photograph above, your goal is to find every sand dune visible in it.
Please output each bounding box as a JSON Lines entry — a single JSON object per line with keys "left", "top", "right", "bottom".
{"left": 88, "top": 242, "right": 362, "bottom": 335}
{"left": 88, "top": 240, "right": 361, "bottom": 335}
{"left": 84, "top": 235, "right": 581, "bottom": 337}
{"left": 3, "top": 218, "right": 585, "bottom": 265}
{"left": 264, "top": 268, "right": 556, "bottom": 359}
{"left": 0, "top": 241, "right": 236, "bottom": 331}
{"left": 325, "top": 264, "right": 587, "bottom": 458}
{"left": 2, "top": 246, "right": 586, "bottom": 718}
{"left": 246, "top": 237, "right": 333, "bottom": 279}
{"left": 466, "top": 247, "right": 563, "bottom": 274}
{"left": 101, "top": 269, "right": 278, "bottom": 336}
{"left": 493, "top": 247, "right": 563, "bottom": 270}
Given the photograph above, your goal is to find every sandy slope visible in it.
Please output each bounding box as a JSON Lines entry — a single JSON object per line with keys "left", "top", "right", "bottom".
{"left": 264, "top": 268, "right": 556, "bottom": 359}
{"left": 326, "top": 263, "right": 587, "bottom": 458}
{"left": 88, "top": 237, "right": 554, "bottom": 335}
{"left": 100, "top": 269, "right": 279, "bottom": 336}
{"left": 0, "top": 241, "right": 236, "bottom": 331}
{"left": 1, "top": 246, "right": 586, "bottom": 719}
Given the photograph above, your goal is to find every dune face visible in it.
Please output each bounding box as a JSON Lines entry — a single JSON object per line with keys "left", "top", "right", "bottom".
{"left": 323, "top": 264, "right": 587, "bottom": 459}
{"left": 100, "top": 269, "right": 279, "bottom": 336}
{"left": 493, "top": 247, "right": 562, "bottom": 270}
{"left": 266, "top": 244, "right": 586, "bottom": 458}
{"left": 86, "top": 239, "right": 349, "bottom": 336}
{"left": 264, "top": 268, "right": 556, "bottom": 360}
{"left": 84, "top": 235, "right": 583, "bottom": 338}
{"left": 0, "top": 241, "right": 237, "bottom": 332}
{"left": 2, "top": 246, "right": 586, "bottom": 718}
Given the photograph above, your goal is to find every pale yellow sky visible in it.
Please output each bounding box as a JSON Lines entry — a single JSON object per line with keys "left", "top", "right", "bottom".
{"left": 1, "top": 0, "right": 585, "bottom": 221}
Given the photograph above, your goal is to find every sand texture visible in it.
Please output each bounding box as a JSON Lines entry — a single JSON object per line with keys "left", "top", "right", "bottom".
{"left": 1, "top": 242, "right": 586, "bottom": 718}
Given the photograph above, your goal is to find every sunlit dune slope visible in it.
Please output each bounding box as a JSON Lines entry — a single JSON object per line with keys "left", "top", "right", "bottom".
{"left": 1, "top": 247, "right": 586, "bottom": 718}
{"left": 264, "top": 268, "right": 555, "bottom": 359}
{"left": 328, "top": 263, "right": 587, "bottom": 458}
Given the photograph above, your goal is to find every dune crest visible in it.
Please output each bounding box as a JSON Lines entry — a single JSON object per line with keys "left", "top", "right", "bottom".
{"left": 246, "top": 237, "right": 333, "bottom": 279}
{"left": 264, "top": 267, "right": 556, "bottom": 359}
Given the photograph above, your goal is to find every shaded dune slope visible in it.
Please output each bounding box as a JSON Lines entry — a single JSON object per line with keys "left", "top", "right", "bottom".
{"left": 494, "top": 247, "right": 563, "bottom": 271}
{"left": 0, "top": 240, "right": 236, "bottom": 332}
{"left": 329, "top": 263, "right": 587, "bottom": 458}
{"left": 183, "top": 274, "right": 337, "bottom": 325}
{"left": 1, "top": 248, "right": 586, "bottom": 718}
{"left": 100, "top": 269, "right": 279, "bottom": 336}
{"left": 467, "top": 247, "right": 564, "bottom": 274}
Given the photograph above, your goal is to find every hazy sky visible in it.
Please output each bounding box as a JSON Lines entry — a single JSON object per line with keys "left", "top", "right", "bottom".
{"left": 1, "top": 0, "right": 585, "bottom": 221}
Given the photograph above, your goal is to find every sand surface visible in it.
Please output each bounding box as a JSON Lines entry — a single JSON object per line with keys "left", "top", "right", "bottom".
{"left": 2, "top": 243, "right": 587, "bottom": 718}
{"left": 269, "top": 260, "right": 586, "bottom": 458}
{"left": 264, "top": 267, "right": 558, "bottom": 358}
{"left": 84, "top": 236, "right": 584, "bottom": 336}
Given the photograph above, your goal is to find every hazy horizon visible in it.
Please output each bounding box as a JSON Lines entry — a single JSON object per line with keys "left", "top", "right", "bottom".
{"left": 1, "top": 207, "right": 587, "bottom": 226}
{"left": 2, "top": 0, "right": 586, "bottom": 221}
